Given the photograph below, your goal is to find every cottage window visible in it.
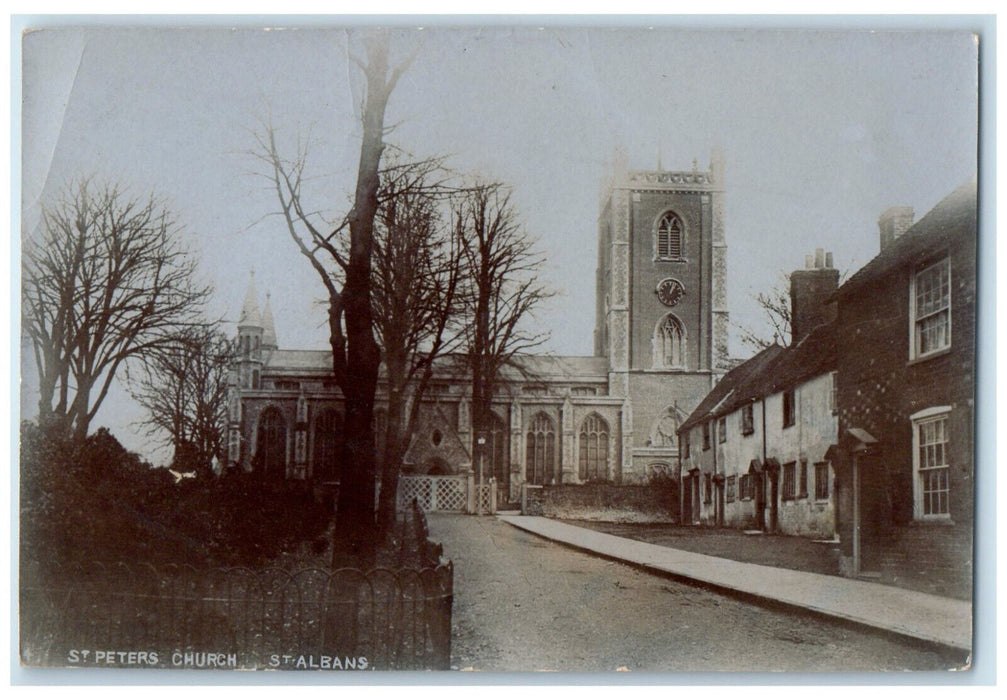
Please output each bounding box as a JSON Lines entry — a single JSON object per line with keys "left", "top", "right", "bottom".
{"left": 726, "top": 475, "right": 736, "bottom": 502}
{"left": 912, "top": 408, "right": 951, "bottom": 519}
{"left": 741, "top": 403, "right": 754, "bottom": 435}
{"left": 799, "top": 459, "right": 808, "bottom": 499}
{"left": 740, "top": 473, "right": 754, "bottom": 500}
{"left": 702, "top": 422, "right": 711, "bottom": 451}
{"left": 814, "top": 462, "right": 830, "bottom": 500}
{"left": 654, "top": 313, "right": 686, "bottom": 369}
{"left": 782, "top": 461, "right": 796, "bottom": 501}
{"left": 717, "top": 416, "right": 727, "bottom": 443}
{"left": 782, "top": 389, "right": 796, "bottom": 428}
{"left": 656, "top": 211, "right": 684, "bottom": 260}
{"left": 911, "top": 257, "right": 951, "bottom": 359}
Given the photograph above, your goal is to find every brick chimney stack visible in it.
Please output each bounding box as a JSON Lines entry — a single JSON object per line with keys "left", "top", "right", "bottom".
{"left": 790, "top": 248, "right": 839, "bottom": 343}
{"left": 878, "top": 206, "right": 915, "bottom": 251}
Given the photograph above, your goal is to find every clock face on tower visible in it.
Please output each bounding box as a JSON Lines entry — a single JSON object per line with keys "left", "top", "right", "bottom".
{"left": 656, "top": 278, "right": 685, "bottom": 307}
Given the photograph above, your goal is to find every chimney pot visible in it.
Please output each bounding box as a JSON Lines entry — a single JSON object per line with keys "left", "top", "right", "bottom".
{"left": 805, "top": 254, "right": 814, "bottom": 269}
{"left": 815, "top": 248, "right": 825, "bottom": 268}
{"left": 825, "top": 251, "right": 834, "bottom": 268}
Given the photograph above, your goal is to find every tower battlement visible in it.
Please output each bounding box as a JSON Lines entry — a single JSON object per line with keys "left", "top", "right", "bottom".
{"left": 620, "top": 169, "right": 719, "bottom": 190}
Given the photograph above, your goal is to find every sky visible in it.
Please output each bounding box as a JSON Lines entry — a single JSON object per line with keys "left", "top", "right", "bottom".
{"left": 17, "top": 23, "right": 979, "bottom": 463}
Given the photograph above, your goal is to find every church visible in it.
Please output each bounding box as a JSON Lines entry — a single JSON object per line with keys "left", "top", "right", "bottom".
{"left": 225, "top": 151, "right": 730, "bottom": 505}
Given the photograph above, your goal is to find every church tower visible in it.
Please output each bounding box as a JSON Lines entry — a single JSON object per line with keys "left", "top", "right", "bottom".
{"left": 595, "top": 149, "right": 729, "bottom": 481}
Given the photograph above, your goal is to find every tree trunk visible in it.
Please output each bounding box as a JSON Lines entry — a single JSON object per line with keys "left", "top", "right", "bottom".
{"left": 331, "top": 33, "right": 394, "bottom": 567}
{"left": 376, "top": 384, "right": 405, "bottom": 540}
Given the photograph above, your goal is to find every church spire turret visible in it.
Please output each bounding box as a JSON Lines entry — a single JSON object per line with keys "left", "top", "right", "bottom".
{"left": 238, "top": 270, "right": 262, "bottom": 329}
{"left": 261, "top": 292, "right": 278, "bottom": 350}
{"left": 235, "top": 271, "right": 265, "bottom": 389}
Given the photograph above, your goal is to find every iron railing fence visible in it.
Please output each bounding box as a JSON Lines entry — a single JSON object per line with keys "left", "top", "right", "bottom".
{"left": 20, "top": 558, "right": 452, "bottom": 671}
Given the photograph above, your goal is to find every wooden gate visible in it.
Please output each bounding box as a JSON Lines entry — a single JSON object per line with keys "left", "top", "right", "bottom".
{"left": 398, "top": 475, "right": 467, "bottom": 513}
{"left": 397, "top": 475, "right": 497, "bottom": 515}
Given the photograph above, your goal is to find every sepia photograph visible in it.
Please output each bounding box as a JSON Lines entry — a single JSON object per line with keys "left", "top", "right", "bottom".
{"left": 15, "top": 18, "right": 984, "bottom": 677}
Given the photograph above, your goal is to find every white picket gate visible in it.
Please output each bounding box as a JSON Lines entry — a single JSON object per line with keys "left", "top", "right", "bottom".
{"left": 397, "top": 474, "right": 497, "bottom": 514}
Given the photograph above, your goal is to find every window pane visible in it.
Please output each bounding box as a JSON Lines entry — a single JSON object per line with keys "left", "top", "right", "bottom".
{"left": 914, "top": 260, "right": 951, "bottom": 355}
{"left": 917, "top": 416, "right": 950, "bottom": 516}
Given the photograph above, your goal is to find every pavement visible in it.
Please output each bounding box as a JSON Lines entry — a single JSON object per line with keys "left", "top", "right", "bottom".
{"left": 498, "top": 515, "right": 972, "bottom": 653}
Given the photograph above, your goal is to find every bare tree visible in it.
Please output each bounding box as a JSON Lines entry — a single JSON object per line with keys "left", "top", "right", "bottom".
{"left": 253, "top": 31, "right": 414, "bottom": 564}
{"left": 455, "top": 183, "right": 551, "bottom": 487}
{"left": 128, "top": 325, "right": 234, "bottom": 475}
{"left": 735, "top": 268, "right": 848, "bottom": 353}
{"left": 22, "top": 180, "right": 209, "bottom": 441}
{"left": 734, "top": 274, "right": 792, "bottom": 353}
{"left": 371, "top": 154, "right": 468, "bottom": 536}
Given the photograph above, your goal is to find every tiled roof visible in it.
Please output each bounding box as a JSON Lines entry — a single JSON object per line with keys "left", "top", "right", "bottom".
{"left": 835, "top": 179, "right": 977, "bottom": 300}
{"left": 679, "top": 321, "right": 838, "bottom": 433}
{"left": 263, "top": 350, "right": 608, "bottom": 381}
{"left": 264, "top": 349, "right": 332, "bottom": 370}
{"left": 679, "top": 343, "right": 785, "bottom": 433}
{"left": 504, "top": 355, "right": 610, "bottom": 380}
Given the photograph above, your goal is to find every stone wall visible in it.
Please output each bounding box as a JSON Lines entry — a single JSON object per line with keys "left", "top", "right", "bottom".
{"left": 521, "top": 483, "right": 678, "bottom": 523}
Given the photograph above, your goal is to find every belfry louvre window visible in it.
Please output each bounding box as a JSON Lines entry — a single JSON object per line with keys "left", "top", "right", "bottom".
{"left": 656, "top": 212, "right": 684, "bottom": 259}
{"left": 913, "top": 412, "right": 951, "bottom": 518}
{"left": 912, "top": 258, "right": 951, "bottom": 358}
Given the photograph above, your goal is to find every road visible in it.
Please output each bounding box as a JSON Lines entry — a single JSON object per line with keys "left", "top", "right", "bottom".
{"left": 427, "top": 513, "right": 960, "bottom": 672}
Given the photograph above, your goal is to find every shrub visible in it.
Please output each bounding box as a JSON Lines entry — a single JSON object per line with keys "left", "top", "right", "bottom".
{"left": 20, "top": 422, "right": 331, "bottom": 572}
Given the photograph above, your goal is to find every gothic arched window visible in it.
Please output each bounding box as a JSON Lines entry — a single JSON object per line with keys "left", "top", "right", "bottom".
{"left": 313, "top": 409, "right": 342, "bottom": 482}
{"left": 488, "top": 412, "right": 510, "bottom": 497}
{"left": 578, "top": 413, "right": 610, "bottom": 482}
{"left": 654, "top": 313, "right": 686, "bottom": 369}
{"left": 656, "top": 211, "right": 684, "bottom": 260}
{"left": 651, "top": 407, "right": 680, "bottom": 447}
{"left": 525, "top": 412, "right": 557, "bottom": 486}
{"left": 256, "top": 407, "right": 287, "bottom": 478}
{"left": 373, "top": 407, "right": 388, "bottom": 458}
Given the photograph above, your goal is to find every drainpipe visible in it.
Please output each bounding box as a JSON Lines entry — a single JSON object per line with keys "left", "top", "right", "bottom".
{"left": 852, "top": 452, "right": 860, "bottom": 575}
{"left": 761, "top": 397, "right": 768, "bottom": 532}
{"left": 712, "top": 418, "right": 718, "bottom": 525}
